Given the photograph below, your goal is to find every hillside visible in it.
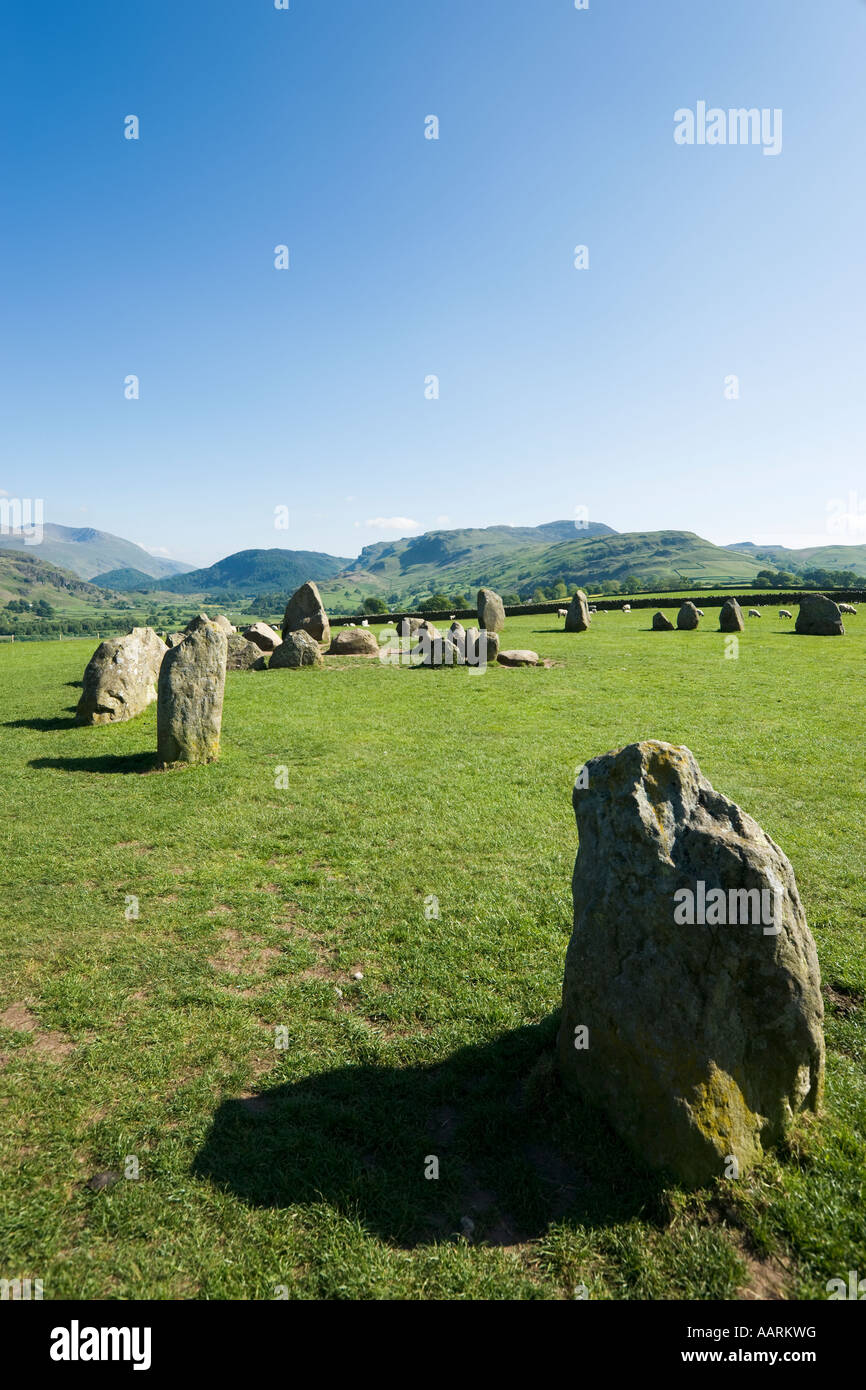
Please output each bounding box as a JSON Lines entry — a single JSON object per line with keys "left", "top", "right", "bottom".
{"left": 0, "top": 524, "right": 192, "bottom": 581}
{"left": 145, "top": 548, "right": 353, "bottom": 596}
{"left": 317, "top": 526, "right": 766, "bottom": 606}
{"left": 729, "top": 541, "right": 866, "bottom": 577}
{"left": 91, "top": 567, "right": 162, "bottom": 591}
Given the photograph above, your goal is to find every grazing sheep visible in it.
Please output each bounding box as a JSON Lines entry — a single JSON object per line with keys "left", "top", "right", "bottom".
{"left": 696, "top": 609, "right": 705, "bottom": 617}
{"left": 748, "top": 609, "right": 761, "bottom": 618}
{"left": 622, "top": 604, "right": 631, "bottom": 612}
{"left": 558, "top": 607, "right": 568, "bottom": 618}
{"left": 839, "top": 603, "right": 858, "bottom": 615}
{"left": 361, "top": 619, "right": 369, "bottom": 627}
{"left": 778, "top": 609, "right": 793, "bottom": 619}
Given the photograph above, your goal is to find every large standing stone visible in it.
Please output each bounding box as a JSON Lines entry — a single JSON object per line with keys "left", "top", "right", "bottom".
{"left": 270, "top": 631, "right": 324, "bottom": 669}
{"left": 477, "top": 588, "right": 506, "bottom": 633}
{"left": 282, "top": 582, "right": 330, "bottom": 645}
{"left": 328, "top": 628, "right": 380, "bottom": 656}
{"left": 226, "top": 634, "right": 266, "bottom": 671}
{"left": 652, "top": 611, "right": 675, "bottom": 631}
{"left": 157, "top": 618, "right": 227, "bottom": 765}
{"left": 677, "top": 601, "right": 700, "bottom": 630}
{"left": 76, "top": 628, "right": 168, "bottom": 726}
{"left": 795, "top": 594, "right": 845, "bottom": 636}
{"left": 565, "top": 590, "right": 592, "bottom": 633}
{"left": 558, "top": 740, "right": 824, "bottom": 1184}
{"left": 242, "top": 622, "right": 282, "bottom": 652}
{"left": 719, "top": 598, "right": 745, "bottom": 633}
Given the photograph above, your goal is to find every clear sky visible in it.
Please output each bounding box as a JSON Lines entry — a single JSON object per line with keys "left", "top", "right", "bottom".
{"left": 2, "top": 1, "right": 864, "bottom": 567}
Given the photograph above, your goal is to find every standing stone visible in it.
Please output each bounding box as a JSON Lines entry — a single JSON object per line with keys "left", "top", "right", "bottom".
{"left": 77, "top": 628, "right": 167, "bottom": 726}
{"left": 477, "top": 588, "right": 506, "bottom": 633}
{"left": 157, "top": 618, "right": 227, "bottom": 766}
{"left": 652, "top": 611, "right": 675, "bottom": 631}
{"left": 269, "top": 631, "right": 323, "bottom": 669}
{"left": 242, "top": 622, "right": 282, "bottom": 652}
{"left": 396, "top": 616, "right": 423, "bottom": 639}
{"left": 565, "top": 590, "right": 591, "bottom": 633}
{"left": 719, "top": 598, "right": 745, "bottom": 633}
{"left": 795, "top": 594, "right": 845, "bottom": 636}
{"left": 226, "top": 634, "right": 266, "bottom": 671}
{"left": 282, "top": 582, "right": 330, "bottom": 645}
{"left": 677, "top": 601, "right": 700, "bottom": 630}
{"left": 464, "top": 627, "right": 499, "bottom": 666}
{"left": 328, "top": 628, "right": 380, "bottom": 656}
{"left": 212, "top": 615, "right": 236, "bottom": 634}
{"left": 558, "top": 740, "right": 824, "bottom": 1184}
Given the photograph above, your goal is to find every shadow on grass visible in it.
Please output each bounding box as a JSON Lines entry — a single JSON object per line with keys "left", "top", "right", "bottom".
{"left": 193, "top": 1017, "right": 667, "bottom": 1249}
{"left": 29, "top": 751, "right": 159, "bottom": 774}
{"left": 5, "top": 714, "right": 80, "bottom": 731}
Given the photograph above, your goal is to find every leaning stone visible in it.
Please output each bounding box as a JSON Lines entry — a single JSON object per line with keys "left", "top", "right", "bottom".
{"left": 652, "top": 612, "right": 675, "bottom": 631}
{"left": 242, "top": 622, "right": 282, "bottom": 652}
{"left": 477, "top": 587, "right": 506, "bottom": 632}
{"left": 226, "top": 634, "right": 266, "bottom": 671}
{"left": 282, "top": 582, "right": 330, "bottom": 645}
{"left": 269, "top": 631, "right": 324, "bottom": 669}
{"left": 157, "top": 618, "right": 227, "bottom": 765}
{"left": 719, "top": 598, "right": 745, "bottom": 633}
{"left": 497, "top": 649, "right": 539, "bottom": 666}
{"left": 76, "top": 628, "right": 167, "bottom": 726}
{"left": 328, "top": 628, "right": 380, "bottom": 656}
{"left": 795, "top": 594, "right": 845, "bottom": 636}
{"left": 565, "top": 589, "right": 591, "bottom": 632}
{"left": 558, "top": 739, "right": 824, "bottom": 1184}
{"left": 677, "top": 601, "right": 700, "bottom": 630}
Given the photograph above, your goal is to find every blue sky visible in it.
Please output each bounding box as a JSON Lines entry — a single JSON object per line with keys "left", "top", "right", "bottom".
{"left": 1, "top": 0, "right": 864, "bottom": 567}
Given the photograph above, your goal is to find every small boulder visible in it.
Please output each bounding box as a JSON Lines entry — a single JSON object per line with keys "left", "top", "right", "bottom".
{"left": 269, "top": 631, "right": 324, "bottom": 669}
{"left": 719, "top": 598, "right": 745, "bottom": 633}
{"left": 795, "top": 594, "right": 845, "bottom": 636}
{"left": 558, "top": 740, "right": 824, "bottom": 1184}
{"left": 477, "top": 588, "right": 506, "bottom": 633}
{"left": 226, "top": 634, "right": 266, "bottom": 671}
{"left": 76, "top": 628, "right": 168, "bottom": 726}
{"left": 157, "top": 617, "right": 227, "bottom": 766}
{"left": 282, "top": 582, "right": 330, "bottom": 645}
{"left": 652, "top": 612, "right": 675, "bottom": 631}
{"left": 565, "top": 589, "right": 592, "bottom": 633}
{"left": 242, "top": 622, "right": 282, "bottom": 652}
{"left": 328, "top": 628, "right": 380, "bottom": 656}
{"left": 497, "top": 649, "right": 539, "bottom": 667}
{"left": 677, "top": 601, "right": 700, "bottom": 630}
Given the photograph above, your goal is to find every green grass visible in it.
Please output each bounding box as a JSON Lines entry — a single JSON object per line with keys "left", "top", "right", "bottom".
{"left": 0, "top": 610, "right": 864, "bottom": 1300}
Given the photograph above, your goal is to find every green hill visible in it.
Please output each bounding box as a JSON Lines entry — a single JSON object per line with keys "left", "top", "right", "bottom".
{"left": 91, "top": 567, "right": 161, "bottom": 592}
{"left": 729, "top": 541, "right": 866, "bottom": 578}
{"left": 0, "top": 524, "right": 192, "bottom": 581}
{"left": 318, "top": 526, "right": 766, "bottom": 607}
{"left": 149, "top": 548, "right": 352, "bottom": 596}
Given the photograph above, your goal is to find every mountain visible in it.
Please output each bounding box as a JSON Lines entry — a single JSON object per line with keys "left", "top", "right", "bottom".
{"left": 729, "top": 541, "right": 866, "bottom": 577}
{"left": 0, "top": 550, "right": 123, "bottom": 612}
{"left": 141, "top": 548, "right": 352, "bottom": 595}
{"left": 90, "top": 567, "right": 161, "bottom": 592}
{"left": 318, "top": 524, "right": 764, "bottom": 605}
{"left": 0, "top": 524, "right": 192, "bottom": 581}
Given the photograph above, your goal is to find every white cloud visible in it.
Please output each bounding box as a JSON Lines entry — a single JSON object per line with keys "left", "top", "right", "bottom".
{"left": 355, "top": 516, "right": 420, "bottom": 531}
{"left": 435, "top": 514, "right": 451, "bottom": 526}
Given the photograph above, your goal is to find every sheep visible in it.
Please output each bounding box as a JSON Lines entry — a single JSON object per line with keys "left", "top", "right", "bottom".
{"left": 361, "top": 619, "right": 369, "bottom": 627}
{"left": 778, "top": 609, "right": 793, "bottom": 619}
{"left": 558, "top": 607, "right": 568, "bottom": 618}
{"left": 748, "top": 609, "right": 761, "bottom": 618}
{"left": 622, "top": 604, "right": 631, "bottom": 612}
{"left": 839, "top": 603, "right": 857, "bottom": 615}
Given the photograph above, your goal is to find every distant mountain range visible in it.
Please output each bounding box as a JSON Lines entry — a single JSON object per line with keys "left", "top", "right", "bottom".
{"left": 0, "top": 524, "right": 192, "bottom": 581}
{"left": 5, "top": 518, "right": 866, "bottom": 610}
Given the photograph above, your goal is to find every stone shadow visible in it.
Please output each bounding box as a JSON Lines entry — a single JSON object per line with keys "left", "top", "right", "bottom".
{"left": 192, "top": 1017, "right": 668, "bottom": 1250}
{"left": 29, "top": 752, "right": 159, "bottom": 775}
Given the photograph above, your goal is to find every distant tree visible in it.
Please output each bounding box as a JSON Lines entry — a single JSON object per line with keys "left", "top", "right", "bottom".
{"left": 362, "top": 596, "right": 388, "bottom": 614}
{"left": 427, "top": 592, "right": 451, "bottom": 609}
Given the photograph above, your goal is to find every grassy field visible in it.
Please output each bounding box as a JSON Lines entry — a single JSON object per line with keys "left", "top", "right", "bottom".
{"left": 0, "top": 610, "right": 864, "bottom": 1300}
